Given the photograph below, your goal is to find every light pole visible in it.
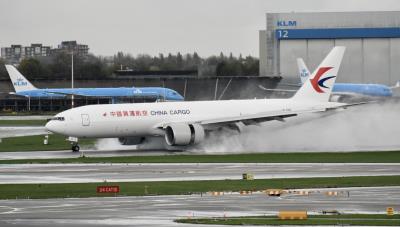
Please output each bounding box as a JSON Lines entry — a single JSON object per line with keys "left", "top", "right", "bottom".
{"left": 71, "top": 51, "right": 74, "bottom": 108}
{"left": 26, "top": 96, "right": 30, "bottom": 111}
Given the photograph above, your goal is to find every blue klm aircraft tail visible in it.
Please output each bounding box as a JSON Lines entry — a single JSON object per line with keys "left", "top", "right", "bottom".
{"left": 6, "top": 65, "right": 37, "bottom": 92}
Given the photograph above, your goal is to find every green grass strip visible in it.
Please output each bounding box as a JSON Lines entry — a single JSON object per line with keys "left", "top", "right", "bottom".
{"left": 176, "top": 214, "right": 400, "bottom": 226}
{"left": 1, "top": 150, "right": 400, "bottom": 164}
{"left": 0, "top": 175, "right": 399, "bottom": 200}
{"left": 0, "top": 134, "right": 95, "bottom": 152}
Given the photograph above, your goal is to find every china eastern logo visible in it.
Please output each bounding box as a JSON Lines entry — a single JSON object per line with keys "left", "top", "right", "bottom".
{"left": 310, "top": 67, "right": 335, "bottom": 93}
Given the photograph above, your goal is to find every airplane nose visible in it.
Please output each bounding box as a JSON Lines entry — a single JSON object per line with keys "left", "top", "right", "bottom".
{"left": 45, "top": 120, "right": 64, "bottom": 134}
{"left": 45, "top": 121, "right": 55, "bottom": 132}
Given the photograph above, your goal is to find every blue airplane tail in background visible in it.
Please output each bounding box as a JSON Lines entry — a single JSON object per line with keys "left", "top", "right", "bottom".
{"left": 5, "top": 65, "right": 184, "bottom": 101}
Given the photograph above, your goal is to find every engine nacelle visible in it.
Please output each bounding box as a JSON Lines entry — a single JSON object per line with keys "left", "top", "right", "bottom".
{"left": 118, "top": 137, "right": 145, "bottom": 145}
{"left": 164, "top": 123, "right": 205, "bottom": 146}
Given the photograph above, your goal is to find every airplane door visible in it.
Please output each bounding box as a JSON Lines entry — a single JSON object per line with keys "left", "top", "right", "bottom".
{"left": 81, "top": 114, "right": 90, "bottom": 126}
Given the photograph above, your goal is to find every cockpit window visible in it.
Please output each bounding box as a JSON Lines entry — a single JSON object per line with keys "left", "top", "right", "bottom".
{"left": 47, "top": 117, "right": 65, "bottom": 122}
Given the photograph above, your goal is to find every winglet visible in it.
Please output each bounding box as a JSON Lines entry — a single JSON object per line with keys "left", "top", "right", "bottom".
{"left": 297, "top": 58, "right": 311, "bottom": 85}
{"left": 5, "top": 65, "right": 37, "bottom": 92}
{"left": 292, "top": 46, "right": 345, "bottom": 102}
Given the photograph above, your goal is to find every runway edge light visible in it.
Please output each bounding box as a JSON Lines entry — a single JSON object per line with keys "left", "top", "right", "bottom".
{"left": 386, "top": 207, "right": 394, "bottom": 216}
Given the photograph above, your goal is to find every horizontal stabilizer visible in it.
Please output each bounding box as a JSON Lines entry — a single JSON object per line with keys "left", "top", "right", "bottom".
{"left": 258, "top": 85, "right": 296, "bottom": 93}
{"left": 390, "top": 81, "right": 400, "bottom": 89}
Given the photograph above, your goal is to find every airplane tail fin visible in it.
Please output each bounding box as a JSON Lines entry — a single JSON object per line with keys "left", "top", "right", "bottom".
{"left": 297, "top": 58, "right": 311, "bottom": 85}
{"left": 292, "top": 46, "right": 345, "bottom": 102}
{"left": 5, "top": 65, "right": 37, "bottom": 92}
{"left": 390, "top": 81, "right": 400, "bottom": 89}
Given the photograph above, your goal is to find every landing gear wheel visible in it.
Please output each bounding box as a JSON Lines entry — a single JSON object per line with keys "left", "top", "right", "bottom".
{"left": 72, "top": 145, "right": 80, "bottom": 152}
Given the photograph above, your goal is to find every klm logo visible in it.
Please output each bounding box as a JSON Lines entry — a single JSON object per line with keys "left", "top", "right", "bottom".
{"left": 14, "top": 78, "right": 28, "bottom": 86}
{"left": 277, "top": 20, "right": 297, "bottom": 27}
{"left": 300, "top": 69, "right": 309, "bottom": 78}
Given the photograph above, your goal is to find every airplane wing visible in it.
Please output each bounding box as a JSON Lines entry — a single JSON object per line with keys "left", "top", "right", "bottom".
{"left": 44, "top": 91, "right": 160, "bottom": 98}
{"left": 198, "top": 112, "right": 299, "bottom": 128}
{"left": 43, "top": 91, "right": 78, "bottom": 97}
{"left": 2, "top": 92, "right": 26, "bottom": 97}
{"left": 155, "top": 101, "right": 369, "bottom": 130}
{"left": 157, "top": 106, "right": 331, "bottom": 129}
{"left": 325, "top": 101, "right": 372, "bottom": 110}
{"left": 258, "top": 85, "right": 297, "bottom": 93}
{"left": 44, "top": 91, "right": 102, "bottom": 97}
{"left": 276, "top": 82, "right": 302, "bottom": 87}
{"left": 154, "top": 110, "right": 301, "bottom": 130}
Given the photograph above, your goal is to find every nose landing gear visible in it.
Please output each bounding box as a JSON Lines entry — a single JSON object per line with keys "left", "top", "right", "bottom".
{"left": 67, "top": 136, "right": 80, "bottom": 152}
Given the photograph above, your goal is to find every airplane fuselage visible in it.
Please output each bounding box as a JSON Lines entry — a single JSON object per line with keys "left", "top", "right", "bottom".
{"left": 14, "top": 87, "right": 184, "bottom": 100}
{"left": 46, "top": 98, "right": 342, "bottom": 138}
{"left": 333, "top": 83, "right": 392, "bottom": 97}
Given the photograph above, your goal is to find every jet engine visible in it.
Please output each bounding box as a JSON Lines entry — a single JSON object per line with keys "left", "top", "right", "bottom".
{"left": 118, "top": 137, "right": 146, "bottom": 145}
{"left": 164, "top": 123, "right": 205, "bottom": 146}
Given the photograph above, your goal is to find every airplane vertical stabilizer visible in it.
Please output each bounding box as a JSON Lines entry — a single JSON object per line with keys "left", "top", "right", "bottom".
{"left": 292, "top": 46, "right": 345, "bottom": 102}
{"left": 297, "top": 58, "right": 311, "bottom": 85}
{"left": 5, "top": 65, "right": 37, "bottom": 92}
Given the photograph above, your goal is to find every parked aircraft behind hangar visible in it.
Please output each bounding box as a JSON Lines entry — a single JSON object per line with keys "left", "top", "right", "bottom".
{"left": 260, "top": 58, "right": 399, "bottom": 101}
{"left": 46, "top": 47, "right": 363, "bottom": 152}
{"left": 5, "top": 65, "right": 184, "bottom": 101}
{"left": 296, "top": 58, "right": 398, "bottom": 100}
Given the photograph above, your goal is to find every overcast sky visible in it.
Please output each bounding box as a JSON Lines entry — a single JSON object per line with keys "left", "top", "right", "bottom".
{"left": 1, "top": 0, "right": 399, "bottom": 57}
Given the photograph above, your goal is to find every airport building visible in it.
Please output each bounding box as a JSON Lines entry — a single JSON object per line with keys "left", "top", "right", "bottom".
{"left": 259, "top": 11, "right": 400, "bottom": 85}
{"left": 51, "top": 41, "right": 89, "bottom": 57}
{"left": 1, "top": 44, "right": 51, "bottom": 64}
{"left": 1, "top": 41, "right": 89, "bottom": 64}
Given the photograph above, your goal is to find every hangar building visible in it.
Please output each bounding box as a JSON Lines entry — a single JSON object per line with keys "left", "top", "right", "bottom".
{"left": 259, "top": 11, "right": 400, "bottom": 85}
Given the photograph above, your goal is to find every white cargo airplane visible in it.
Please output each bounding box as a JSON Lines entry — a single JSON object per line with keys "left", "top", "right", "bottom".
{"left": 46, "top": 46, "right": 351, "bottom": 152}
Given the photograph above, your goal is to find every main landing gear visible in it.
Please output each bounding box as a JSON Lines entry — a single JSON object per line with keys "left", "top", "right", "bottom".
{"left": 72, "top": 144, "right": 80, "bottom": 152}
{"left": 67, "top": 136, "right": 80, "bottom": 152}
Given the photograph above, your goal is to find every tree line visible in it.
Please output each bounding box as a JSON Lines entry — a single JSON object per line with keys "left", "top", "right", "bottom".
{"left": 0, "top": 52, "right": 259, "bottom": 80}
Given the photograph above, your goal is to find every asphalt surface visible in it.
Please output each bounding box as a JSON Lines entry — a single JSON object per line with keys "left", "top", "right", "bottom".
{"left": 0, "top": 116, "right": 52, "bottom": 120}
{"left": 0, "top": 149, "right": 172, "bottom": 160}
{"left": 0, "top": 163, "right": 399, "bottom": 184}
{"left": 0, "top": 126, "right": 47, "bottom": 139}
{"left": 0, "top": 186, "right": 399, "bottom": 227}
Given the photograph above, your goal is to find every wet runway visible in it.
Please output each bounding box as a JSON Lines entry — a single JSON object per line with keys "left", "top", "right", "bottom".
{"left": 0, "top": 186, "right": 399, "bottom": 227}
{"left": 0, "top": 115, "right": 52, "bottom": 120}
{"left": 0, "top": 149, "right": 172, "bottom": 160}
{"left": 1, "top": 163, "right": 399, "bottom": 184}
{"left": 0, "top": 126, "right": 47, "bottom": 139}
